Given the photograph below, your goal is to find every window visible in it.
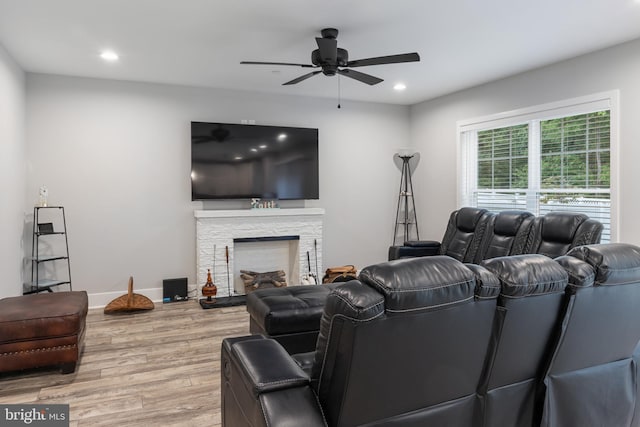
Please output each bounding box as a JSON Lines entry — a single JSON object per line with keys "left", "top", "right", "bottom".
{"left": 477, "top": 124, "right": 529, "bottom": 191}
{"left": 458, "top": 93, "right": 617, "bottom": 242}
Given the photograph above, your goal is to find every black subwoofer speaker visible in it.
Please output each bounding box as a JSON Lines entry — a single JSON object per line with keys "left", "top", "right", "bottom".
{"left": 163, "top": 277, "right": 188, "bottom": 303}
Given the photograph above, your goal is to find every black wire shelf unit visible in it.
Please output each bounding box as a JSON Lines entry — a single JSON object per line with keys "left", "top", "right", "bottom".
{"left": 24, "top": 206, "right": 72, "bottom": 294}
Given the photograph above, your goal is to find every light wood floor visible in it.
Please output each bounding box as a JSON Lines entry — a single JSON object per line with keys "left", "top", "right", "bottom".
{"left": 0, "top": 300, "right": 250, "bottom": 426}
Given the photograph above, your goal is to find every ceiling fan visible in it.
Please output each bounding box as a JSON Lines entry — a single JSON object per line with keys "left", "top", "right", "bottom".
{"left": 192, "top": 124, "right": 232, "bottom": 143}
{"left": 241, "top": 28, "right": 420, "bottom": 86}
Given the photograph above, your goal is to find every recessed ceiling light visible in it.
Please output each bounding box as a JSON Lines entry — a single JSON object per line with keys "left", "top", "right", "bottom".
{"left": 250, "top": 148, "right": 258, "bottom": 152}
{"left": 234, "top": 156, "right": 243, "bottom": 160}
{"left": 277, "top": 133, "right": 287, "bottom": 141}
{"left": 259, "top": 144, "right": 267, "bottom": 149}
{"left": 394, "top": 83, "right": 407, "bottom": 91}
{"left": 100, "top": 51, "right": 119, "bottom": 62}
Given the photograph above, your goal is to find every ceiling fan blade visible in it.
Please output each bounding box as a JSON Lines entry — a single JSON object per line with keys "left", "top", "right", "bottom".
{"left": 337, "top": 69, "right": 383, "bottom": 85}
{"left": 346, "top": 52, "right": 420, "bottom": 68}
{"left": 241, "top": 61, "right": 315, "bottom": 68}
{"left": 283, "top": 71, "right": 322, "bottom": 85}
{"left": 192, "top": 136, "right": 213, "bottom": 143}
{"left": 315, "top": 37, "right": 337, "bottom": 64}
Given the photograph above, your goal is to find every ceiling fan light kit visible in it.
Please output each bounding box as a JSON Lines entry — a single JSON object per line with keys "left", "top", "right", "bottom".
{"left": 241, "top": 28, "right": 420, "bottom": 86}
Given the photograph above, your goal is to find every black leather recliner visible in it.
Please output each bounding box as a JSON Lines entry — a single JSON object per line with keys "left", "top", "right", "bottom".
{"left": 473, "top": 210, "right": 535, "bottom": 263}
{"left": 474, "top": 254, "right": 568, "bottom": 427}
{"left": 523, "top": 211, "right": 603, "bottom": 257}
{"left": 540, "top": 243, "right": 640, "bottom": 427}
{"left": 313, "top": 256, "right": 500, "bottom": 426}
{"left": 223, "top": 256, "right": 500, "bottom": 426}
{"left": 388, "top": 207, "right": 492, "bottom": 261}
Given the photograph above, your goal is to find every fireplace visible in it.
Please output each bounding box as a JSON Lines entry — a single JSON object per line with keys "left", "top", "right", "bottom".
{"left": 234, "top": 235, "right": 299, "bottom": 294}
{"left": 194, "top": 208, "right": 324, "bottom": 298}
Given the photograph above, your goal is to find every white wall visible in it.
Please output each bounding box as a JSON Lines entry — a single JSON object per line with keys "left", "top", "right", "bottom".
{"left": 410, "top": 37, "right": 640, "bottom": 246}
{"left": 26, "top": 74, "right": 409, "bottom": 304}
{"left": 0, "top": 44, "right": 26, "bottom": 298}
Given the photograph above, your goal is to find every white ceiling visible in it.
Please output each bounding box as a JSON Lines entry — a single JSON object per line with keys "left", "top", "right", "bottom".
{"left": 1, "top": 0, "right": 639, "bottom": 105}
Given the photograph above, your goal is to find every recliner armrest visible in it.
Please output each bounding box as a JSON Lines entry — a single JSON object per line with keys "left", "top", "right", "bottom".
{"left": 231, "top": 338, "right": 309, "bottom": 396}
{"left": 388, "top": 240, "right": 441, "bottom": 260}
{"left": 222, "top": 337, "right": 326, "bottom": 427}
{"left": 404, "top": 240, "right": 441, "bottom": 248}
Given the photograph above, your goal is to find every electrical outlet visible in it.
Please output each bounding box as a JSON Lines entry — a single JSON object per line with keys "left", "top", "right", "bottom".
{"left": 188, "top": 283, "right": 198, "bottom": 299}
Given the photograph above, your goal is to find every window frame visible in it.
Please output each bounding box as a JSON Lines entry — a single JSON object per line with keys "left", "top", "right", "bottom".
{"left": 456, "top": 91, "right": 619, "bottom": 242}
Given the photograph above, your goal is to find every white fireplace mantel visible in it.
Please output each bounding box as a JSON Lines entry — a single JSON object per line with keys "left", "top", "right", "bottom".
{"left": 194, "top": 208, "right": 325, "bottom": 219}
{"left": 194, "top": 208, "right": 324, "bottom": 297}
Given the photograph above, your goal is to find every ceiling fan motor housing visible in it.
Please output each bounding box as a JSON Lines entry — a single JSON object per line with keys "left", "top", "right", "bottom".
{"left": 320, "top": 28, "right": 339, "bottom": 39}
{"left": 311, "top": 48, "right": 349, "bottom": 75}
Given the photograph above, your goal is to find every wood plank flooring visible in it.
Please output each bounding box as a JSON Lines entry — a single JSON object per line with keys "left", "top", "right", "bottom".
{"left": 0, "top": 301, "right": 250, "bottom": 426}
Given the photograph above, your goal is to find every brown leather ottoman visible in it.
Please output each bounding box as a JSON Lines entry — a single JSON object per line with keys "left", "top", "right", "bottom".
{"left": 0, "top": 291, "right": 88, "bottom": 374}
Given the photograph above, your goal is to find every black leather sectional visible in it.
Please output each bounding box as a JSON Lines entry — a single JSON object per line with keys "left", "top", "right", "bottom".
{"left": 222, "top": 243, "right": 640, "bottom": 427}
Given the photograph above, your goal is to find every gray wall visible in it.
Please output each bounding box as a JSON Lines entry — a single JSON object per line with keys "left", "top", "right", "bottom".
{"left": 0, "top": 43, "right": 26, "bottom": 298}
{"left": 26, "top": 74, "right": 409, "bottom": 303}
{"left": 410, "top": 37, "right": 640, "bottom": 246}
{"left": 12, "top": 37, "right": 640, "bottom": 302}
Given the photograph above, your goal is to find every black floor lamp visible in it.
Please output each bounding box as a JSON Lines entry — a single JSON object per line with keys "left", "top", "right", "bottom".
{"left": 393, "top": 150, "right": 420, "bottom": 245}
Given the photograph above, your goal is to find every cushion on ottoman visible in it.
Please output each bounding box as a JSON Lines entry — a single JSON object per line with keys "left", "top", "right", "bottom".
{"left": 0, "top": 291, "right": 88, "bottom": 374}
{"left": 248, "top": 285, "right": 335, "bottom": 334}
{"left": 246, "top": 284, "right": 339, "bottom": 354}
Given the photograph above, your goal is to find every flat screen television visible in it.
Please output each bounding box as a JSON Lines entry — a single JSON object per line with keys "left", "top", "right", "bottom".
{"left": 191, "top": 122, "right": 319, "bottom": 200}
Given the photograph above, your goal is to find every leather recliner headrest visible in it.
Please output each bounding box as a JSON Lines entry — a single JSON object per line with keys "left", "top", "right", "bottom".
{"left": 359, "top": 256, "right": 498, "bottom": 312}
{"left": 494, "top": 210, "right": 534, "bottom": 236}
{"left": 540, "top": 212, "right": 589, "bottom": 243}
{"left": 565, "top": 243, "right": 640, "bottom": 285}
{"left": 456, "top": 207, "right": 489, "bottom": 233}
{"left": 482, "top": 254, "right": 568, "bottom": 297}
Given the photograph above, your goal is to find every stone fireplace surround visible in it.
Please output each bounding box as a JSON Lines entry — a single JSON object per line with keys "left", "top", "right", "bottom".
{"left": 194, "top": 208, "right": 324, "bottom": 298}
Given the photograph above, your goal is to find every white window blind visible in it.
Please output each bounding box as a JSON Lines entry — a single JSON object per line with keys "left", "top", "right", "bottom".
{"left": 458, "top": 94, "right": 615, "bottom": 242}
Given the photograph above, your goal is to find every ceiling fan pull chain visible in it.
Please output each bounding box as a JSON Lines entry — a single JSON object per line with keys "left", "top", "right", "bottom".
{"left": 337, "top": 74, "right": 341, "bottom": 109}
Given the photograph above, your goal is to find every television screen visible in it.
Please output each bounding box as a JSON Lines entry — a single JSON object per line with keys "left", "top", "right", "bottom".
{"left": 191, "top": 122, "right": 319, "bottom": 200}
